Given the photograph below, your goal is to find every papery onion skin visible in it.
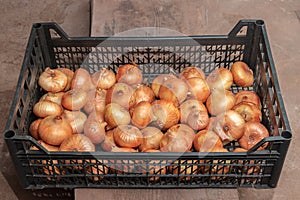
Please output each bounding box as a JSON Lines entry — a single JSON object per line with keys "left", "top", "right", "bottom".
{"left": 29, "top": 119, "right": 42, "bottom": 140}
{"left": 160, "top": 124, "right": 195, "bottom": 152}
{"left": 129, "top": 85, "right": 155, "bottom": 108}
{"left": 62, "top": 110, "right": 87, "bottom": 134}
{"left": 185, "top": 77, "right": 210, "bottom": 103}
{"left": 38, "top": 67, "right": 68, "bottom": 92}
{"left": 105, "top": 83, "right": 133, "bottom": 109}
{"left": 38, "top": 115, "right": 73, "bottom": 146}
{"left": 40, "top": 92, "right": 65, "bottom": 105}
{"left": 206, "top": 90, "right": 236, "bottom": 116}
{"left": 116, "top": 64, "right": 143, "bottom": 86}
{"left": 83, "top": 114, "right": 106, "bottom": 144}
{"left": 33, "top": 100, "right": 63, "bottom": 118}
{"left": 158, "top": 77, "right": 188, "bottom": 106}
{"left": 238, "top": 122, "right": 269, "bottom": 150}
{"left": 71, "top": 68, "right": 94, "bottom": 91}
{"left": 193, "top": 130, "right": 223, "bottom": 152}
{"left": 92, "top": 69, "right": 116, "bottom": 89}
{"left": 206, "top": 68, "right": 233, "bottom": 91}
{"left": 213, "top": 110, "right": 245, "bottom": 143}
{"left": 130, "top": 101, "right": 153, "bottom": 129}
{"left": 113, "top": 125, "right": 143, "bottom": 148}
{"left": 231, "top": 61, "right": 254, "bottom": 87}
{"left": 84, "top": 88, "right": 107, "bottom": 118}
{"left": 180, "top": 99, "right": 207, "bottom": 123}
{"left": 151, "top": 74, "right": 177, "bottom": 97}
{"left": 139, "top": 127, "right": 163, "bottom": 152}
{"left": 104, "top": 103, "right": 131, "bottom": 129}
{"left": 57, "top": 68, "right": 74, "bottom": 91}
{"left": 232, "top": 102, "right": 262, "bottom": 122}
{"left": 37, "top": 140, "right": 59, "bottom": 151}
{"left": 100, "top": 130, "right": 118, "bottom": 151}
{"left": 235, "top": 91, "right": 261, "bottom": 109}
{"left": 62, "top": 89, "right": 88, "bottom": 111}
{"left": 59, "top": 134, "right": 95, "bottom": 152}
{"left": 187, "top": 109, "right": 209, "bottom": 130}
{"left": 180, "top": 66, "right": 205, "bottom": 80}
{"left": 151, "top": 100, "right": 180, "bottom": 131}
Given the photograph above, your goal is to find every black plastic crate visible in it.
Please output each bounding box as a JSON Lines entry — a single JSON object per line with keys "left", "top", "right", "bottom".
{"left": 3, "top": 20, "right": 291, "bottom": 189}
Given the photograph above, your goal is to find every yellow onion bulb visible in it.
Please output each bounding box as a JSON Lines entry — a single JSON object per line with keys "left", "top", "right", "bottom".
{"left": 116, "top": 64, "right": 143, "bottom": 86}
{"left": 158, "top": 77, "right": 188, "bottom": 106}
{"left": 180, "top": 99, "right": 207, "bottom": 123}
{"left": 104, "top": 103, "right": 131, "bottom": 129}
{"left": 40, "top": 92, "right": 65, "bottom": 105}
{"left": 193, "top": 130, "right": 223, "bottom": 152}
{"left": 38, "top": 115, "right": 73, "bottom": 146}
{"left": 57, "top": 68, "right": 74, "bottom": 91}
{"left": 235, "top": 90, "right": 261, "bottom": 109}
{"left": 151, "top": 100, "right": 180, "bottom": 131}
{"left": 185, "top": 77, "right": 210, "bottom": 102}
{"left": 105, "top": 83, "right": 133, "bottom": 109}
{"left": 151, "top": 74, "right": 177, "bottom": 97}
{"left": 232, "top": 102, "right": 262, "bottom": 122}
{"left": 83, "top": 113, "right": 107, "bottom": 144}
{"left": 92, "top": 69, "right": 116, "bottom": 89}
{"left": 129, "top": 85, "right": 155, "bottom": 108}
{"left": 206, "top": 68, "right": 233, "bottom": 91}
{"left": 38, "top": 67, "right": 68, "bottom": 92}
{"left": 62, "top": 110, "right": 87, "bottom": 134}
{"left": 113, "top": 125, "right": 143, "bottom": 148}
{"left": 130, "top": 101, "right": 153, "bottom": 129}
{"left": 61, "top": 89, "right": 88, "bottom": 111}
{"left": 33, "top": 100, "right": 63, "bottom": 118}
{"left": 59, "top": 134, "right": 95, "bottom": 152}
{"left": 206, "top": 89, "right": 235, "bottom": 116}
{"left": 187, "top": 109, "right": 209, "bottom": 131}
{"left": 213, "top": 110, "right": 245, "bottom": 143}
{"left": 180, "top": 66, "right": 205, "bottom": 80}
{"left": 139, "top": 127, "right": 163, "bottom": 152}
{"left": 230, "top": 61, "right": 254, "bottom": 87}
{"left": 29, "top": 119, "right": 42, "bottom": 140}
{"left": 71, "top": 68, "right": 94, "bottom": 91}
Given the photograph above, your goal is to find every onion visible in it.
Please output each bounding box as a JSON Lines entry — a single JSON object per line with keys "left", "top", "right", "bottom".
{"left": 84, "top": 88, "right": 107, "bottom": 118}
{"left": 116, "top": 64, "right": 143, "bottom": 86}
{"left": 105, "top": 83, "right": 133, "bottom": 109}
{"left": 83, "top": 113, "right": 107, "bottom": 144}
{"left": 29, "top": 119, "right": 42, "bottom": 140}
{"left": 37, "top": 140, "right": 59, "bottom": 151}
{"left": 113, "top": 125, "right": 143, "bottom": 148}
{"left": 213, "top": 110, "right": 245, "bottom": 143}
{"left": 187, "top": 109, "right": 209, "bottom": 130}
{"left": 57, "top": 68, "right": 74, "bottom": 91}
{"left": 179, "top": 99, "right": 207, "bottom": 123}
{"left": 139, "top": 127, "right": 163, "bottom": 152}
{"left": 151, "top": 74, "right": 177, "bottom": 97}
{"left": 62, "top": 110, "right": 87, "bottom": 134}
{"left": 71, "top": 68, "right": 94, "bottom": 91}
{"left": 59, "top": 134, "right": 95, "bottom": 152}
{"left": 130, "top": 101, "right": 153, "bottom": 129}
{"left": 232, "top": 102, "right": 262, "bottom": 122}
{"left": 40, "top": 92, "right": 65, "bottom": 105}
{"left": 104, "top": 103, "right": 131, "bottom": 129}
{"left": 100, "top": 130, "right": 117, "bottom": 151}
{"left": 129, "top": 85, "right": 155, "bottom": 108}
{"left": 230, "top": 61, "right": 254, "bottom": 87}
{"left": 151, "top": 100, "right": 180, "bottom": 131}
{"left": 160, "top": 124, "right": 195, "bottom": 152}
{"left": 61, "top": 89, "right": 88, "bottom": 111}
{"left": 206, "top": 89, "right": 235, "bottom": 115}
{"left": 185, "top": 77, "right": 210, "bottom": 102}
{"left": 92, "top": 69, "right": 116, "bottom": 89}
{"left": 180, "top": 66, "right": 205, "bottom": 80}
{"left": 206, "top": 68, "right": 233, "bottom": 91}
{"left": 158, "top": 77, "right": 188, "bottom": 106}
{"left": 235, "top": 91, "right": 261, "bottom": 109}
{"left": 111, "top": 147, "right": 138, "bottom": 152}
{"left": 238, "top": 122, "right": 269, "bottom": 150}
{"left": 193, "top": 130, "right": 223, "bottom": 152}
{"left": 33, "top": 100, "right": 63, "bottom": 118}
{"left": 38, "top": 115, "right": 72, "bottom": 146}
{"left": 38, "top": 67, "right": 68, "bottom": 92}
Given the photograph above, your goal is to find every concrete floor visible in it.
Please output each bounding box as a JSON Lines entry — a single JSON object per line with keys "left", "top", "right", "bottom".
{"left": 1, "top": 0, "right": 300, "bottom": 199}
